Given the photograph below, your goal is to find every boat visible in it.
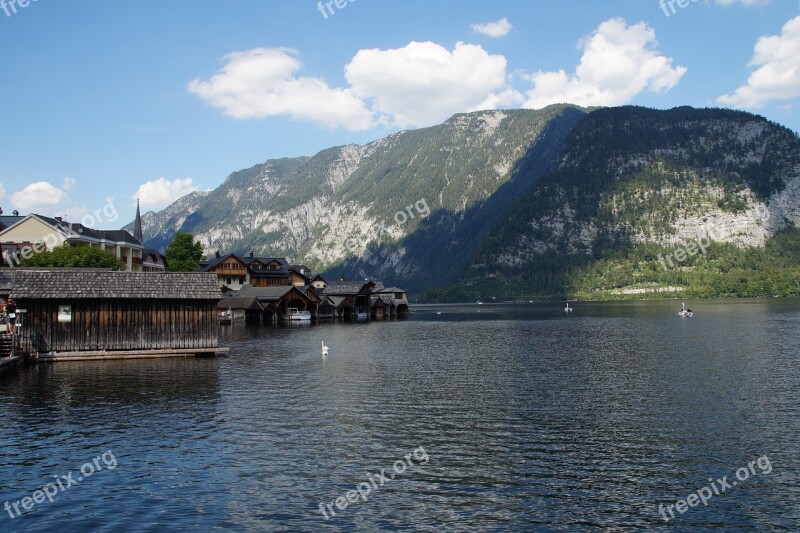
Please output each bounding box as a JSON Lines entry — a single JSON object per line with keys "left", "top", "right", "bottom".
{"left": 356, "top": 308, "right": 369, "bottom": 320}
{"left": 219, "top": 308, "right": 233, "bottom": 325}
{"left": 287, "top": 308, "right": 312, "bottom": 321}
{"left": 678, "top": 303, "right": 693, "bottom": 318}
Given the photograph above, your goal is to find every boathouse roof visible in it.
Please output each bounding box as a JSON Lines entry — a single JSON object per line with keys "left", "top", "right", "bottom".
{"left": 236, "top": 285, "right": 296, "bottom": 301}
{"left": 10, "top": 270, "right": 222, "bottom": 300}
{"left": 217, "top": 296, "right": 264, "bottom": 310}
{"left": 321, "top": 281, "right": 374, "bottom": 296}
{"left": 376, "top": 287, "right": 405, "bottom": 294}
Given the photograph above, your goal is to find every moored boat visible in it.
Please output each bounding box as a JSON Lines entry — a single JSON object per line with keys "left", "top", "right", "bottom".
{"left": 287, "top": 308, "right": 312, "bottom": 321}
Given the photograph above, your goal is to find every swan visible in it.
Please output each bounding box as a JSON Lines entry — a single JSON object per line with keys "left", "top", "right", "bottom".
{"left": 565, "top": 302, "right": 572, "bottom": 313}
{"left": 321, "top": 341, "right": 329, "bottom": 357}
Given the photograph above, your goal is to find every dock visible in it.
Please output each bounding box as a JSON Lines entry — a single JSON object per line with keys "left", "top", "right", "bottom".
{"left": 0, "top": 355, "right": 21, "bottom": 372}
{"left": 32, "top": 347, "right": 229, "bottom": 362}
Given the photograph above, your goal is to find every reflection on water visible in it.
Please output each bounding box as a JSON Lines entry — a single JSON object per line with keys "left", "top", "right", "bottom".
{"left": 1, "top": 299, "right": 799, "bottom": 531}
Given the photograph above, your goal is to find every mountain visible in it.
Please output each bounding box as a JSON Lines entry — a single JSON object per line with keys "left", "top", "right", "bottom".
{"left": 129, "top": 105, "right": 800, "bottom": 299}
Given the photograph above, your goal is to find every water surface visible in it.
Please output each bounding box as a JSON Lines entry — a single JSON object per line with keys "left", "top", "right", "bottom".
{"left": 1, "top": 299, "right": 799, "bottom": 531}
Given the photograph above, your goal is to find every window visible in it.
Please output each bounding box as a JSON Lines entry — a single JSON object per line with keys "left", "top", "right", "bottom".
{"left": 226, "top": 278, "right": 232, "bottom": 284}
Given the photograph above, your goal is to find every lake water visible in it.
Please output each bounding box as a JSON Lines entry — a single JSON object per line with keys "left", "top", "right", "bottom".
{"left": 1, "top": 299, "right": 799, "bottom": 531}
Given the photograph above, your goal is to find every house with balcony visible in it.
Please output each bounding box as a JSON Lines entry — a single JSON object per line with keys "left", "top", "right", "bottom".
{"left": 199, "top": 252, "right": 251, "bottom": 290}
{"left": 0, "top": 214, "right": 144, "bottom": 271}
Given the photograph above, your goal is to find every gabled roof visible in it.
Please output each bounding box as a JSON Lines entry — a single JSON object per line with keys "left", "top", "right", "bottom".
{"left": 325, "top": 295, "right": 354, "bottom": 308}
{"left": 376, "top": 287, "right": 406, "bottom": 294}
{"left": 217, "top": 296, "right": 264, "bottom": 310}
{"left": 10, "top": 270, "right": 221, "bottom": 299}
{"left": 199, "top": 253, "right": 244, "bottom": 272}
{"left": 322, "top": 281, "right": 373, "bottom": 296}
{"left": 28, "top": 215, "right": 142, "bottom": 246}
{"left": 243, "top": 257, "right": 289, "bottom": 268}
{"left": 236, "top": 285, "right": 295, "bottom": 302}
{"left": 371, "top": 294, "right": 395, "bottom": 307}
{"left": 0, "top": 216, "right": 24, "bottom": 230}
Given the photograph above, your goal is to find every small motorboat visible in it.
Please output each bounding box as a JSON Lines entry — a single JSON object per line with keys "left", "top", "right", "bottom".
{"left": 219, "top": 308, "right": 233, "bottom": 325}
{"left": 678, "top": 303, "right": 693, "bottom": 318}
{"left": 287, "top": 308, "right": 312, "bottom": 321}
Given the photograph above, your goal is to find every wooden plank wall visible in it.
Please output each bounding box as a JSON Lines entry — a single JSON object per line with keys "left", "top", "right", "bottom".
{"left": 18, "top": 299, "right": 219, "bottom": 353}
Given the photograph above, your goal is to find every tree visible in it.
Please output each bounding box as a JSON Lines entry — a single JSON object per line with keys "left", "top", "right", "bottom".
{"left": 16, "top": 245, "right": 125, "bottom": 270}
{"left": 165, "top": 232, "right": 204, "bottom": 272}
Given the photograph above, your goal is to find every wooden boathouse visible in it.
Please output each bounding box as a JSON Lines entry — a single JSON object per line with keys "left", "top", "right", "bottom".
{"left": 10, "top": 269, "right": 227, "bottom": 361}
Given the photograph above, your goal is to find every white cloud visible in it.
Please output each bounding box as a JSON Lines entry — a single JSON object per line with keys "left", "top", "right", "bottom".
{"left": 10, "top": 181, "right": 69, "bottom": 212}
{"left": 63, "top": 206, "right": 92, "bottom": 220}
{"left": 62, "top": 176, "right": 76, "bottom": 192}
{"left": 524, "top": 18, "right": 686, "bottom": 109}
{"left": 345, "top": 41, "right": 521, "bottom": 128}
{"left": 133, "top": 178, "right": 199, "bottom": 210}
{"left": 0, "top": 182, "right": 5, "bottom": 200}
{"left": 717, "top": 16, "right": 800, "bottom": 108}
{"left": 471, "top": 18, "right": 513, "bottom": 38}
{"left": 187, "top": 47, "right": 374, "bottom": 130}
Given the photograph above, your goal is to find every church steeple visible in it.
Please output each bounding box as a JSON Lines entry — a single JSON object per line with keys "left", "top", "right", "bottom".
{"left": 134, "top": 198, "right": 143, "bottom": 244}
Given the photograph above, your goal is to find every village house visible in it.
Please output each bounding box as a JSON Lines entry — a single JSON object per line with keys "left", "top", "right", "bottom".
{"left": 0, "top": 214, "right": 145, "bottom": 272}
{"left": 200, "top": 252, "right": 314, "bottom": 290}
{"left": 200, "top": 252, "right": 251, "bottom": 290}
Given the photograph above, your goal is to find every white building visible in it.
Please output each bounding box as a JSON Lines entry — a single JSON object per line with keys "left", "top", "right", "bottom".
{"left": 0, "top": 214, "right": 144, "bottom": 272}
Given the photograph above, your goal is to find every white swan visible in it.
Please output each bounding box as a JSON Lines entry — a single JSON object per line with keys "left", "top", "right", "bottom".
{"left": 321, "top": 341, "right": 329, "bottom": 357}
{"left": 565, "top": 302, "right": 572, "bottom": 313}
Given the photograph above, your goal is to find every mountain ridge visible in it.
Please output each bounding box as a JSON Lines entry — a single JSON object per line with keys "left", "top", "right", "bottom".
{"left": 128, "top": 105, "right": 800, "bottom": 299}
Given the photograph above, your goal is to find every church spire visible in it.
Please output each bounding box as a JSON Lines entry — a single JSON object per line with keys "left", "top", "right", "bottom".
{"left": 134, "top": 198, "right": 143, "bottom": 244}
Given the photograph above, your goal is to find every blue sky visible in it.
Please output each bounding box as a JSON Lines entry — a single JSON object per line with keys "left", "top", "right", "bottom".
{"left": 1, "top": 0, "right": 799, "bottom": 226}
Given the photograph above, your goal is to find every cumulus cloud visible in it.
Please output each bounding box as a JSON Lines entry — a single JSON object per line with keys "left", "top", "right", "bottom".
{"left": 63, "top": 206, "right": 92, "bottom": 220}
{"left": 345, "top": 41, "right": 521, "bottom": 127}
{"left": 187, "top": 47, "right": 374, "bottom": 130}
{"left": 133, "top": 178, "right": 199, "bottom": 210}
{"left": 10, "top": 181, "right": 70, "bottom": 211}
{"left": 524, "top": 18, "right": 686, "bottom": 109}
{"left": 717, "top": 16, "right": 800, "bottom": 108}
{"left": 471, "top": 18, "right": 512, "bottom": 38}
{"left": 62, "top": 176, "right": 76, "bottom": 192}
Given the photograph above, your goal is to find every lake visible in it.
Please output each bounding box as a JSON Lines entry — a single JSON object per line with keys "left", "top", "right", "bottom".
{"left": 1, "top": 299, "right": 799, "bottom": 531}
